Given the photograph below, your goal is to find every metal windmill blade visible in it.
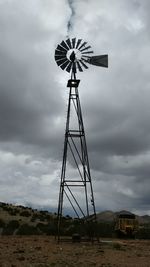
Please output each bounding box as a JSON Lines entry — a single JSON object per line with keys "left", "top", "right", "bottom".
{"left": 72, "top": 38, "right": 76, "bottom": 48}
{"left": 56, "top": 44, "right": 67, "bottom": 52}
{"left": 78, "top": 41, "right": 87, "bottom": 50}
{"left": 80, "top": 59, "right": 88, "bottom": 69}
{"left": 65, "top": 38, "right": 72, "bottom": 49}
{"left": 80, "top": 45, "right": 91, "bottom": 52}
{"left": 55, "top": 58, "right": 68, "bottom": 66}
{"left": 66, "top": 61, "right": 73, "bottom": 73}
{"left": 60, "top": 40, "right": 70, "bottom": 50}
{"left": 76, "top": 61, "right": 83, "bottom": 72}
{"left": 76, "top": 39, "right": 82, "bottom": 49}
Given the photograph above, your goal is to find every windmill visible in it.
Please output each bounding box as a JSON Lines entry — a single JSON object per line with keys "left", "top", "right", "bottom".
{"left": 55, "top": 38, "right": 108, "bottom": 242}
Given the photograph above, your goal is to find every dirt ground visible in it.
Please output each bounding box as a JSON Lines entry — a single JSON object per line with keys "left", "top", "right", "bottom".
{"left": 0, "top": 236, "right": 150, "bottom": 267}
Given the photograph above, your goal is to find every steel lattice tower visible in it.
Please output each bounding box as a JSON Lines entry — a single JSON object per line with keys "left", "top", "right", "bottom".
{"left": 55, "top": 38, "right": 108, "bottom": 241}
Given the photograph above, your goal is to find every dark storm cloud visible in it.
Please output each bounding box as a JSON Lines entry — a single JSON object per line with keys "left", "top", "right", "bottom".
{"left": 0, "top": 0, "right": 66, "bottom": 154}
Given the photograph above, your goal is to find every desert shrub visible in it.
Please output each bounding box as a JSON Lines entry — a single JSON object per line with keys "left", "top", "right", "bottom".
{"left": 9, "top": 209, "right": 18, "bottom": 216}
{"left": 20, "top": 210, "right": 31, "bottom": 217}
{"left": 17, "top": 223, "right": 39, "bottom": 235}
{"left": 136, "top": 227, "right": 150, "bottom": 239}
{"left": 0, "top": 202, "right": 7, "bottom": 207}
{"left": 2, "top": 206, "right": 12, "bottom": 212}
{"left": 39, "top": 211, "right": 53, "bottom": 221}
{"left": 18, "top": 205, "right": 24, "bottom": 209}
{"left": 40, "top": 210, "right": 48, "bottom": 215}
{"left": 31, "top": 213, "right": 46, "bottom": 222}
{"left": 0, "top": 219, "right": 5, "bottom": 227}
{"left": 2, "top": 227, "right": 14, "bottom": 235}
{"left": 44, "top": 214, "right": 52, "bottom": 221}
{"left": 66, "top": 215, "right": 72, "bottom": 220}
{"left": 18, "top": 205, "right": 26, "bottom": 209}
{"left": 39, "top": 216, "right": 45, "bottom": 222}
{"left": 31, "top": 214, "right": 40, "bottom": 222}
{"left": 37, "top": 222, "right": 56, "bottom": 235}
{"left": 113, "top": 243, "right": 122, "bottom": 250}
{"left": 2, "top": 220, "right": 20, "bottom": 235}
{"left": 8, "top": 220, "right": 20, "bottom": 229}
{"left": 97, "top": 222, "right": 114, "bottom": 237}
{"left": 30, "top": 217, "right": 35, "bottom": 222}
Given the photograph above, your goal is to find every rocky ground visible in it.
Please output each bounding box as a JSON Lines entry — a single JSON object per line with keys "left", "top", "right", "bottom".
{"left": 0, "top": 236, "right": 150, "bottom": 267}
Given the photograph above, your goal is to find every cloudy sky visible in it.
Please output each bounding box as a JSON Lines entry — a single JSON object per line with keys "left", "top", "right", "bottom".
{"left": 0, "top": 0, "right": 150, "bottom": 215}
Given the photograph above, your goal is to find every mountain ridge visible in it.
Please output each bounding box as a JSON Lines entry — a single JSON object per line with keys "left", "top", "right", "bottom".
{"left": 96, "top": 209, "right": 150, "bottom": 224}
{"left": 1, "top": 202, "right": 150, "bottom": 225}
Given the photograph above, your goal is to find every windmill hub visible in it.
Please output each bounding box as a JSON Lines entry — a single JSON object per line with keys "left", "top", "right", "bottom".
{"left": 67, "top": 49, "right": 82, "bottom": 62}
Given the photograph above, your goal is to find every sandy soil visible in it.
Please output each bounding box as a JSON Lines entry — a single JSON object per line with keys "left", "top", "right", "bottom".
{"left": 0, "top": 236, "right": 150, "bottom": 267}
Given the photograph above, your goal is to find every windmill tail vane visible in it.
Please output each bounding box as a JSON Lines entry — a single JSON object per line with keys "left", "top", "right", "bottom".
{"left": 85, "top": 54, "right": 108, "bottom": 68}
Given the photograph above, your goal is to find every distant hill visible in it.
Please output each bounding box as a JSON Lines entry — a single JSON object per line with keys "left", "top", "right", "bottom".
{"left": 0, "top": 202, "right": 57, "bottom": 235}
{"left": 0, "top": 202, "right": 150, "bottom": 236}
{"left": 0, "top": 201, "right": 55, "bottom": 223}
{"left": 96, "top": 210, "right": 116, "bottom": 222}
{"left": 96, "top": 210, "right": 150, "bottom": 225}
{"left": 136, "top": 214, "right": 150, "bottom": 225}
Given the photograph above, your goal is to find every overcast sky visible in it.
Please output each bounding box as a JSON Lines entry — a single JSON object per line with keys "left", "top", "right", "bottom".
{"left": 0, "top": 0, "right": 150, "bottom": 215}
